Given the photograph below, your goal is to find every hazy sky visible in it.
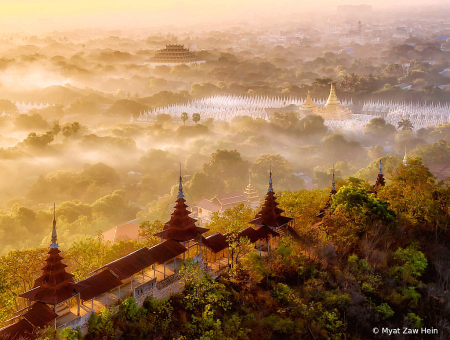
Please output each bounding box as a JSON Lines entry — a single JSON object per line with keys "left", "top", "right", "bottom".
{"left": 0, "top": 0, "right": 448, "bottom": 32}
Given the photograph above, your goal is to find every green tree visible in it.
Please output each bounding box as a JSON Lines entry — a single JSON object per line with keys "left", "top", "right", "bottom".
{"left": 181, "top": 112, "right": 189, "bottom": 126}
{"left": 192, "top": 112, "right": 201, "bottom": 124}
{"left": 398, "top": 118, "right": 414, "bottom": 131}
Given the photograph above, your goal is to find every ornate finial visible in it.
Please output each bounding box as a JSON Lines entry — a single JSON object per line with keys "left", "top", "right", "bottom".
{"left": 50, "top": 202, "right": 58, "bottom": 249}
{"left": 268, "top": 161, "right": 273, "bottom": 192}
{"left": 331, "top": 165, "right": 336, "bottom": 191}
{"left": 379, "top": 159, "right": 383, "bottom": 174}
{"left": 177, "top": 164, "right": 185, "bottom": 199}
{"left": 403, "top": 147, "right": 408, "bottom": 166}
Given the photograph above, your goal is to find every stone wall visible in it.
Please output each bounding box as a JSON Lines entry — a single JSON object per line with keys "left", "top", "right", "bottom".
{"left": 134, "top": 278, "right": 157, "bottom": 307}
{"left": 58, "top": 311, "right": 93, "bottom": 336}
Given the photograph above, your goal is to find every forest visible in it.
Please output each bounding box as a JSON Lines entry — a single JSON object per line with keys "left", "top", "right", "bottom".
{"left": 1, "top": 11, "right": 450, "bottom": 338}
{"left": 2, "top": 157, "right": 450, "bottom": 339}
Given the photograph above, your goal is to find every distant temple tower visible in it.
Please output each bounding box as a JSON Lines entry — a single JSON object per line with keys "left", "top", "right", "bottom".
{"left": 149, "top": 44, "right": 206, "bottom": 66}
{"left": 315, "top": 84, "right": 352, "bottom": 120}
{"left": 300, "top": 90, "right": 318, "bottom": 113}
{"left": 244, "top": 177, "right": 259, "bottom": 207}
{"left": 403, "top": 148, "right": 408, "bottom": 166}
{"left": 372, "top": 160, "right": 386, "bottom": 194}
{"left": 316, "top": 170, "right": 338, "bottom": 218}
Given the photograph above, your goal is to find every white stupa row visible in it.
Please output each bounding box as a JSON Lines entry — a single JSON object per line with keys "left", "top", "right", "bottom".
{"left": 14, "top": 101, "right": 52, "bottom": 114}
{"left": 131, "top": 95, "right": 354, "bottom": 123}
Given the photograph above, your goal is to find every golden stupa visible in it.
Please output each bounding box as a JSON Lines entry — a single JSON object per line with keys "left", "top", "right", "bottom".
{"left": 301, "top": 90, "right": 319, "bottom": 112}
{"left": 316, "top": 84, "right": 352, "bottom": 120}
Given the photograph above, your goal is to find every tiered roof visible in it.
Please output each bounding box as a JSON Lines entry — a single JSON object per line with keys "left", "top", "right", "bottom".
{"left": 154, "top": 172, "right": 209, "bottom": 242}
{"left": 250, "top": 170, "right": 293, "bottom": 229}
{"left": 244, "top": 178, "right": 259, "bottom": 204}
{"left": 20, "top": 204, "right": 86, "bottom": 305}
{"left": 316, "top": 171, "right": 337, "bottom": 218}
{"left": 151, "top": 44, "right": 202, "bottom": 64}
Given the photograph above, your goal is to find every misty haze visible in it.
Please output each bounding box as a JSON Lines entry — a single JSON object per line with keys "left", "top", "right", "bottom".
{"left": 0, "top": 0, "right": 450, "bottom": 339}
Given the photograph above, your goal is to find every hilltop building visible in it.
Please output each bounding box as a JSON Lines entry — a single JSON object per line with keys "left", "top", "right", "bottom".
{"left": 149, "top": 44, "right": 205, "bottom": 66}
{"left": 250, "top": 170, "right": 294, "bottom": 235}
{"left": 195, "top": 191, "right": 250, "bottom": 224}
{"left": 0, "top": 169, "right": 294, "bottom": 338}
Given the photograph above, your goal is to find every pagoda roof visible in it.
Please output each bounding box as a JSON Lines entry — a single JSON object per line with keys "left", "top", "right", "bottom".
{"left": 20, "top": 246, "right": 87, "bottom": 306}
{"left": 155, "top": 174, "right": 209, "bottom": 242}
{"left": 250, "top": 172, "right": 293, "bottom": 229}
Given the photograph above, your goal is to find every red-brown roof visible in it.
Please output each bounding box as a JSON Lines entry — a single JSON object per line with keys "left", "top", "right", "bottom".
{"left": 250, "top": 191, "right": 293, "bottom": 229}
{"left": 98, "top": 247, "right": 157, "bottom": 280}
{"left": 78, "top": 270, "right": 123, "bottom": 302}
{"left": 148, "top": 240, "right": 188, "bottom": 264}
{"left": 0, "top": 319, "right": 36, "bottom": 340}
{"left": 155, "top": 197, "right": 209, "bottom": 242}
{"left": 255, "top": 225, "right": 279, "bottom": 240}
{"left": 238, "top": 227, "right": 260, "bottom": 243}
{"left": 22, "top": 302, "right": 58, "bottom": 329}
{"left": 202, "top": 233, "right": 229, "bottom": 253}
{"left": 20, "top": 248, "right": 87, "bottom": 305}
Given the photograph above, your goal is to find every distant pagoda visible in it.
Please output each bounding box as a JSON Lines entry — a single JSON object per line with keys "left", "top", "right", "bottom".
{"left": 250, "top": 170, "right": 293, "bottom": 230}
{"left": 244, "top": 177, "right": 259, "bottom": 206}
{"left": 149, "top": 44, "right": 205, "bottom": 66}
{"left": 372, "top": 160, "right": 386, "bottom": 195}
{"left": 316, "top": 170, "right": 338, "bottom": 218}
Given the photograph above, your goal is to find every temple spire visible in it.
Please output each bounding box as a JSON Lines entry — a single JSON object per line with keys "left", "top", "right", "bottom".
{"left": 331, "top": 166, "right": 336, "bottom": 192}
{"left": 268, "top": 161, "right": 273, "bottom": 192}
{"left": 177, "top": 163, "right": 185, "bottom": 199}
{"left": 403, "top": 148, "right": 408, "bottom": 166}
{"left": 379, "top": 159, "right": 383, "bottom": 174}
{"left": 50, "top": 202, "right": 58, "bottom": 249}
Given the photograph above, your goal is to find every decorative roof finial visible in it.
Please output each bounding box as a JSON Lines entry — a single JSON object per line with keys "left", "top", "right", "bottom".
{"left": 177, "top": 163, "right": 185, "bottom": 199}
{"left": 268, "top": 161, "right": 273, "bottom": 192}
{"left": 403, "top": 147, "right": 408, "bottom": 166}
{"left": 379, "top": 159, "right": 383, "bottom": 174}
{"left": 331, "top": 166, "right": 336, "bottom": 192}
{"left": 50, "top": 202, "right": 58, "bottom": 249}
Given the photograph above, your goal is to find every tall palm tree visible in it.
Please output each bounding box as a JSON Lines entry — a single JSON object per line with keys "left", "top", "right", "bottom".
{"left": 398, "top": 118, "right": 413, "bottom": 131}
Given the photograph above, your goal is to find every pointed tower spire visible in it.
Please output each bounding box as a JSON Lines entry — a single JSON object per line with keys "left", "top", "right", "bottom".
{"left": 177, "top": 163, "right": 184, "bottom": 199}
{"left": 331, "top": 166, "right": 336, "bottom": 193}
{"left": 403, "top": 147, "right": 408, "bottom": 166}
{"left": 50, "top": 202, "right": 58, "bottom": 249}
{"left": 379, "top": 159, "right": 383, "bottom": 174}
{"left": 268, "top": 161, "right": 273, "bottom": 192}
